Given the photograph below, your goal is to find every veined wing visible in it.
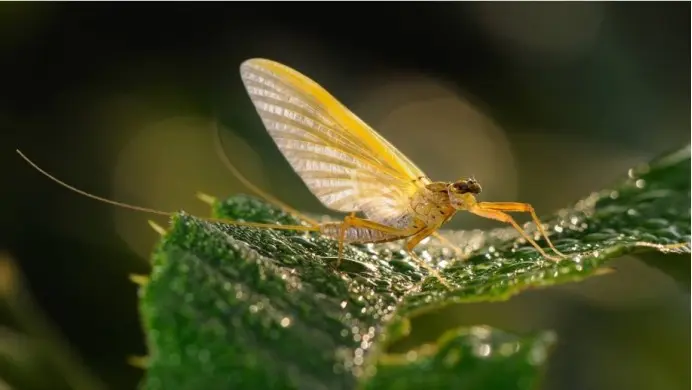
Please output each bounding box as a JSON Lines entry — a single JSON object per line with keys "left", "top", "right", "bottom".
{"left": 239, "top": 58, "right": 430, "bottom": 225}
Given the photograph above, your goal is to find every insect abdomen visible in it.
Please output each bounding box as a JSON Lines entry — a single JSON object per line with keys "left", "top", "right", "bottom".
{"left": 319, "top": 223, "right": 404, "bottom": 244}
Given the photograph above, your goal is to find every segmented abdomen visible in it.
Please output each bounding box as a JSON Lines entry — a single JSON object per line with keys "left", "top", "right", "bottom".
{"left": 319, "top": 222, "right": 406, "bottom": 244}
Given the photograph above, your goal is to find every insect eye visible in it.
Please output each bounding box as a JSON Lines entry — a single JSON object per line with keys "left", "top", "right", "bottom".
{"left": 454, "top": 182, "right": 469, "bottom": 192}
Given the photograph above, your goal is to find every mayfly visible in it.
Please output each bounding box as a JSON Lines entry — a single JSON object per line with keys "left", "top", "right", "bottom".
{"left": 16, "top": 58, "right": 568, "bottom": 289}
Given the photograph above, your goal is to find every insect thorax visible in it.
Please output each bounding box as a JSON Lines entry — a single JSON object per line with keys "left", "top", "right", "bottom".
{"left": 410, "top": 183, "right": 456, "bottom": 228}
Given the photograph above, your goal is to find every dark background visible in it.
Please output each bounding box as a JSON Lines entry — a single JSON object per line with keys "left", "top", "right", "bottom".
{"left": 1, "top": 3, "right": 690, "bottom": 390}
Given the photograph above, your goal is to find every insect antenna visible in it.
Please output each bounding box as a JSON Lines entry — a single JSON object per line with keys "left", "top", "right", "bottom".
{"left": 15, "top": 149, "right": 319, "bottom": 233}
{"left": 212, "top": 122, "right": 320, "bottom": 227}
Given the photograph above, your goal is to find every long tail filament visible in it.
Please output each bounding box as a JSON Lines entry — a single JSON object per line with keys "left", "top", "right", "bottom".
{"left": 15, "top": 149, "right": 318, "bottom": 233}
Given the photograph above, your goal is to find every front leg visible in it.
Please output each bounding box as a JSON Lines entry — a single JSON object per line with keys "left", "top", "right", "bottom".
{"left": 476, "top": 202, "right": 566, "bottom": 258}
{"left": 469, "top": 204, "right": 562, "bottom": 261}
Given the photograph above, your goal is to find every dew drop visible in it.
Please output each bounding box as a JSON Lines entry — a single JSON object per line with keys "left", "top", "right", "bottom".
{"left": 474, "top": 343, "right": 492, "bottom": 357}
{"left": 635, "top": 179, "right": 646, "bottom": 188}
{"left": 353, "top": 355, "right": 364, "bottom": 366}
{"left": 280, "top": 317, "right": 291, "bottom": 327}
{"left": 471, "top": 326, "right": 491, "bottom": 338}
{"left": 528, "top": 345, "right": 547, "bottom": 365}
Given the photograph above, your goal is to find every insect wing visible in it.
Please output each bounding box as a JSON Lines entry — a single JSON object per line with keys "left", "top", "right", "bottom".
{"left": 239, "top": 58, "right": 428, "bottom": 225}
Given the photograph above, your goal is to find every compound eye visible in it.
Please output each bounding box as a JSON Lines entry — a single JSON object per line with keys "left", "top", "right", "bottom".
{"left": 454, "top": 182, "right": 469, "bottom": 192}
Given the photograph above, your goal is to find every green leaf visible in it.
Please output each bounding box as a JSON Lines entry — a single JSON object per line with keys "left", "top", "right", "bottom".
{"left": 138, "top": 145, "right": 690, "bottom": 390}
{"left": 363, "top": 327, "right": 555, "bottom": 390}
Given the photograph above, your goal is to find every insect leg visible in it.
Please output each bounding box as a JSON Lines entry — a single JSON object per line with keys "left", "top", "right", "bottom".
{"left": 332, "top": 215, "right": 419, "bottom": 267}
{"left": 476, "top": 202, "right": 567, "bottom": 258}
{"left": 331, "top": 216, "right": 451, "bottom": 289}
{"left": 340, "top": 215, "right": 419, "bottom": 236}
{"left": 335, "top": 213, "right": 357, "bottom": 268}
{"left": 469, "top": 205, "right": 562, "bottom": 261}
{"left": 212, "top": 123, "right": 320, "bottom": 227}
{"left": 405, "top": 229, "right": 452, "bottom": 290}
{"left": 431, "top": 231, "right": 464, "bottom": 258}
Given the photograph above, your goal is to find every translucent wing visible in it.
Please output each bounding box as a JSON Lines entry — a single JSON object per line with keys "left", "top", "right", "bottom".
{"left": 239, "top": 58, "right": 430, "bottom": 226}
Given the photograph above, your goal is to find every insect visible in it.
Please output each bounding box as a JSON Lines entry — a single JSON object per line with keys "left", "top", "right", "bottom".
{"left": 17, "top": 58, "right": 567, "bottom": 289}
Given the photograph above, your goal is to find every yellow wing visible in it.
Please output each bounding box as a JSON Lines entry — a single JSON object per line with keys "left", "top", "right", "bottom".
{"left": 239, "top": 58, "right": 430, "bottom": 226}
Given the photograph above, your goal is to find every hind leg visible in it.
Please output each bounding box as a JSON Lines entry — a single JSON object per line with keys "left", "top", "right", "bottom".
{"left": 334, "top": 215, "right": 418, "bottom": 268}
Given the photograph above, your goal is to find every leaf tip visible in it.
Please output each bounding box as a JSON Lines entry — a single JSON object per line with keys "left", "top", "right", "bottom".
{"left": 127, "top": 355, "right": 149, "bottom": 369}
{"left": 593, "top": 267, "right": 616, "bottom": 276}
{"left": 148, "top": 220, "right": 167, "bottom": 236}
{"left": 128, "top": 273, "right": 150, "bottom": 286}
{"left": 196, "top": 192, "right": 217, "bottom": 206}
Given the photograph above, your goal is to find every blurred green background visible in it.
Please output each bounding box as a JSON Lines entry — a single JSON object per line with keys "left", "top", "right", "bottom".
{"left": 1, "top": 2, "right": 689, "bottom": 390}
